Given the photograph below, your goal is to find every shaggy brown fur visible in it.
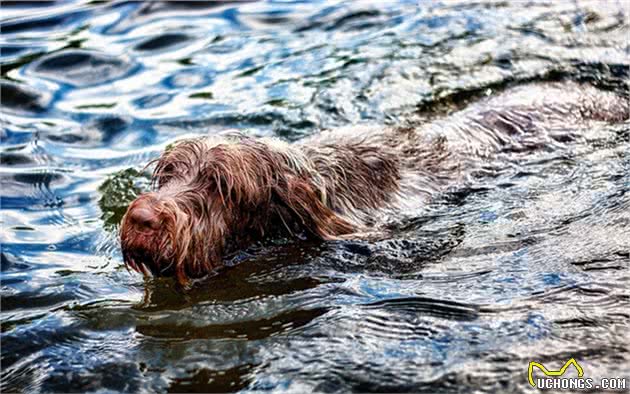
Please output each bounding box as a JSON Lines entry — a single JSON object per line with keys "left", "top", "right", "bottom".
{"left": 120, "top": 83, "right": 628, "bottom": 284}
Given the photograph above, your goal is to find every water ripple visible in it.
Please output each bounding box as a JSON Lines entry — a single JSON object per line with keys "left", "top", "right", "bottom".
{"left": 1, "top": 0, "right": 629, "bottom": 392}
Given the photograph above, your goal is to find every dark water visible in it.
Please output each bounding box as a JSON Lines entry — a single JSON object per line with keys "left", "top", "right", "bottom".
{"left": 1, "top": 1, "right": 629, "bottom": 393}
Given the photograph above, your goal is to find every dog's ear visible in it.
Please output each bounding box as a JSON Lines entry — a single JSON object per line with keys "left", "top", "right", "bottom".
{"left": 273, "top": 175, "right": 355, "bottom": 239}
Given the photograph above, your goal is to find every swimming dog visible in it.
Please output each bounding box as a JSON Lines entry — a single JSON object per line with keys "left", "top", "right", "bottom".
{"left": 120, "top": 83, "right": 628, "bottom": 284}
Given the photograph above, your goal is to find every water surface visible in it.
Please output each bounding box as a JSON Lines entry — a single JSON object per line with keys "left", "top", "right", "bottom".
{"left": 1, "top": 1, "right": 629, "bottom": 392}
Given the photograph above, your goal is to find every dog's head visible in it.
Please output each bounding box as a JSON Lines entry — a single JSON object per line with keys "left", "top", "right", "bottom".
{"left": 120, "top": 134, "right": 354, "bottom": 284}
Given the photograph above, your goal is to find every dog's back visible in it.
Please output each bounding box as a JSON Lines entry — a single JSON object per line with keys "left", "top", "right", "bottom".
{"left": 296, "top": 82, "right": 629, "bottom": 226}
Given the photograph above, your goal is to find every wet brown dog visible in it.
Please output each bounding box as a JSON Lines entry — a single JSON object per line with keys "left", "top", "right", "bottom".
{"left": 120, "top": 83, "right": 628, "bottom": 284}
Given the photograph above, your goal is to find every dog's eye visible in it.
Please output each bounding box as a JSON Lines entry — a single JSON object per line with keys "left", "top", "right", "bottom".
{"left": 153, "top": 158, "right": 194, "bottom": 188}
{"left": 153, "top": 163, "right": 177, "bottom": 188}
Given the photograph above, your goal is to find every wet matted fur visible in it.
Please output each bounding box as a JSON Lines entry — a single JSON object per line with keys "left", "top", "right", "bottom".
{"left": 120, "top": 82, "right": 629, "bottom": 284}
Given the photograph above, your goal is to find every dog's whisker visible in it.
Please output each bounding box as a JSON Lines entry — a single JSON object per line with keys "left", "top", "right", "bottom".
{"left": 160, "top": 260, "right": 174, "bottom": 275}
{"left": 140, "top": 262, "right": 152, "bottom": 278}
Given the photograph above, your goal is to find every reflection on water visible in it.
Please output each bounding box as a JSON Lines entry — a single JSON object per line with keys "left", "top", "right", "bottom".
{"left": 1, "top": 1, "right": 629, "bottom": 392}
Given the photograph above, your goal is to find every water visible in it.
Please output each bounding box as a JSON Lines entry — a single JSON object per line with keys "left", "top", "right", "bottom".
{"left": 1, "top": 1, "right": 629, "bottom": 392}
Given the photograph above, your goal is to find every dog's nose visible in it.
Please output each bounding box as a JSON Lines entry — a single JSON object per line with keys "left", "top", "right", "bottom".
{"left": 128, "top": 202, "right": 161, "bottom": 231}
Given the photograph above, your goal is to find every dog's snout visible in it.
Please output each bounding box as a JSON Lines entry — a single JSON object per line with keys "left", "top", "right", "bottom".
{"left": 128, "top": 201, "right": 161, "bottom": 231}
